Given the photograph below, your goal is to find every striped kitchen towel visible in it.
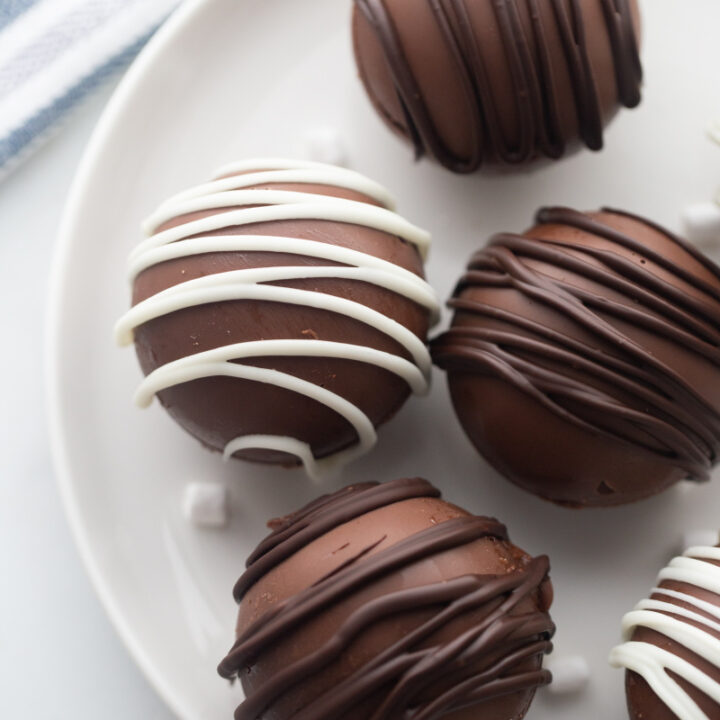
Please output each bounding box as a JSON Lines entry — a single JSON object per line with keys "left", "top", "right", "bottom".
{"left": 0, "top": 0, "right": 181, "bottom": 181}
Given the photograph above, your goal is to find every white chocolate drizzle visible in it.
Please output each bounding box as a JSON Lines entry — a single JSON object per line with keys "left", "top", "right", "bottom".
{"left": 609, "top": 546, "right": 720, "bottom": 720}
{"left": 115, "top": 160, "right": 438, "bottom": 479}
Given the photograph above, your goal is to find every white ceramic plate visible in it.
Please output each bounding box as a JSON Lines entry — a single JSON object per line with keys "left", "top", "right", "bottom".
{"left": 48, "top": 0, "right": 720, "bottom": 718}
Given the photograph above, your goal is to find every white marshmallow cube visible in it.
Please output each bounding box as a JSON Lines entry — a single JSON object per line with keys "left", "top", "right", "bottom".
{"left": 544, "top": 655, "right": 590, "bottom": 695}
{"left": 302, "top": 126, "right": 348, "bottom": 167}
{"left": 682, "top": 529, "right": 719, "bottom": 551}
{"left": 682, "top": 202, "right": 720, "bottom": 249}
{"left": 183, "top": 482, "right": 228, "bottom": 528}
{"left": 675, "top": 479, "right": 695, "bottom": 494}
{"left": 708, "top": 119, "right": 720, "bottom": 146}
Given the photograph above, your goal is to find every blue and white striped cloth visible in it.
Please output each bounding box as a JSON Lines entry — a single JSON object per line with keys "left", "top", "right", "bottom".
{"left": 0, "top": 0, "right": 181, "bottom": 181}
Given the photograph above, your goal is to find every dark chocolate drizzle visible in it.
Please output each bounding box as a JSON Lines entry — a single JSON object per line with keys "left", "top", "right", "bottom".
{"left": 218, "top": 478, "right": 554, "bottom": 719}
{"left": 354, "top": 0, "right": 642, "bottom": 171}
{"left": 235, "top": 478, "right": 441, "bottom": 601}
{"left": 431, "top": 208, "right": 720, "bottom": 481}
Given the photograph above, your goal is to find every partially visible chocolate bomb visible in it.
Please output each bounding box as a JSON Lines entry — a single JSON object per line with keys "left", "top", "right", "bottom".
{"left": 352, "top": 0, "right": 643, "bottom": 172}
{"left": 609, "top": 543, "right": 720, "bottom": 719}
{"left": 115, "top": 160, "right": 439, "bottom": 479}
{"left": 431, "top": 208, "right": 720, "bottom": 507}
{"left": 218, "top": 477, "right": 555, "bottom": 720}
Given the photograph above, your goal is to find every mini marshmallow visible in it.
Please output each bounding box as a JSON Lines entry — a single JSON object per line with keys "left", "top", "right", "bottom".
{"left": 682, "top": 529, "right": 720, "bottom": 551}
{"left": 302, "top": 126, "right": 348, "bottom": 167}
{"left": 183, "top": 482, "right": 228, "bottom": 528}
{"left": 543, "top": 655, "right": 590, "bottom": 695}
{"left": 708, "top": 119, "right": 720, "bottom": 146}
{"left": 682, "top": 202, "right": 720, "bottom": 248}
{"left": 675, "top": 479, "right": 699, "bottom": 495}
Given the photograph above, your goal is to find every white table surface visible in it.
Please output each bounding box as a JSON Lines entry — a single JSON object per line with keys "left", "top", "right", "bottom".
{"left": 0, "top": 82, "right": 175, "bottom": 720}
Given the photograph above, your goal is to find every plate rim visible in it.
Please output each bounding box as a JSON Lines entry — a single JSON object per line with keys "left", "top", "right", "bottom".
{"left": 46, "top": 1, "right": 220, "bottom": 717}
{"left": 44, "top": 2, "right": 720, "bottom": 718}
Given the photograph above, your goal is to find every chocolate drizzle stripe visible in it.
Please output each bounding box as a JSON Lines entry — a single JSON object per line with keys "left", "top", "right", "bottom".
{"left": 355, "top": 0, "right": 480, "bottom": 171}
{"left": 218, "top": 479, "right": 553, "bottom": 719}
{"left": 536, "top": 207, "right": 720, "bottom": 302}
{"left": 417, "top": 662, "right": 550, "bottom": 719}
{"left": 223, "top": 516, "right": 508, "bottom": 668}
{"left": 467, "top": 244, "right": 719, "bottom": 396}
{"left": 285, "top": 563, "right": 552, "bottom": 720}
{"left": 484, "top": 236, "right": 720, "bottom": 340}
{"left": 600, "top": 0, "right": 643, "bottom": 107}
{"left": 236, "top": 478, "right": 440, "bottom": 599}
{"left": 431, "top": 208, "right": 720, "bottom": 481}
{"left": 367, "top": 612, "right": 551, "bottom": 720}
{"left": 440, "top": 299, "right": 720, "bottom": 438}
{"left": 433, "top": 334, "right": 712, "bottom": 471}
{"left": 354, "top": 0, "right": 642, "bottom": 171}
{"left": 524, "top": 0, "right": 566, "bottom": 157}
{"left": 233, "top": 578, "right": 492, "bottom": 718}
{"left": 471, "top": 238, "right": 720, "bottom": 388}
{"left": 481, "top": 0, "right": 535, "bottom": 162}
{"left": 601, "top": 207, "right": 720, "bottom": 286}
{"left": 434, "top": 326, "right": 718, "bottom": 459}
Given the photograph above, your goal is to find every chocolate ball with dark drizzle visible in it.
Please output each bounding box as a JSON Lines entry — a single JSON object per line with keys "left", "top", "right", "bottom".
{"left": 352, "top": 0, "right": 643, "bottom": 172}
{"left": 431, "top": 208, "right": 720, "bottom": 507}
{"left": 218, "top": 477, "right": 554, "bottom": 720}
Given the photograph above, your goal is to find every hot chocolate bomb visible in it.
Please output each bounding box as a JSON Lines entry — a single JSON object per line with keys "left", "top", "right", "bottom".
{"left": 432, "top": 208, "right": 720, "bottom": 507}
{"left": 218, "top": 477, "right": 555, "bottom": 720}
{"left": 610, "top": 543, "right": 720, "bottom": 719}
{"left": 115, "top": 160, "right": 439, "bottom": 478}
{"left": 352, "top": 0, "right": 643, "bottom": 172}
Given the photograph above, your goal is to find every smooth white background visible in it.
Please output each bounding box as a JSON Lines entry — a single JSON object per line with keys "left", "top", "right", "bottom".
{"left": 4, "top": 0, "right": 720, "bottom": 718}
{"left": 0, "top": 84, "right": 175, "bottom": 719}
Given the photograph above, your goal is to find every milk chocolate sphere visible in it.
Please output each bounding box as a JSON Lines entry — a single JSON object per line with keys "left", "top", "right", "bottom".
{"left": 115, "top": 160, "right": 439, "bottom": 479}
{"left": 610, "top": 542, "right": 720, "bottom": 719}
{"left": 218, "top": 477, "right": 555, "bottom": 720}
{"left": 431, "top": 208, "right": 720, "bottom": 507}
{"left": 352, "top": 0, "right": 643, "bottom": 172}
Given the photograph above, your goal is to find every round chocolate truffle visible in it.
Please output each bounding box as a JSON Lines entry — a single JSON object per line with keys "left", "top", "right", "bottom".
{"left": 609, "top": 542, "right": 720, "bottom": 720}
{"left": 218, "top": 477, "right": 555, "bottom": 720}
{"left": 431, "top": 208, "right": 720, "bottom": 507}
{"left": 115, "top": 160, "right": 439, "bottom": 478}
{"left": 352, "top": 0, "right": 643, "bottom": 172}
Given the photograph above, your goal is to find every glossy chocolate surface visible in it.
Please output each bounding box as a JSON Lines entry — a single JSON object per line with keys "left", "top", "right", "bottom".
{"left": 131, "top": 174, "right": 431, "bottom": 467}
{"left": 353, "top": 0, "right": 642, "bottom": 172}
{"left": 218, "top": 478, "right": 554, "bottom": 719}
{"left": 432, "top": 208, "right": 720, "bottom": 507}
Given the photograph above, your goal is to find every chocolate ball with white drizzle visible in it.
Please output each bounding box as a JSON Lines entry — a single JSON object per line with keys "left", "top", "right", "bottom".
{"left": 610, "top": 543, "right": 720, "bottom": 720}
{"left": 114, "top": 160, "right": 438, "bottom": 478}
